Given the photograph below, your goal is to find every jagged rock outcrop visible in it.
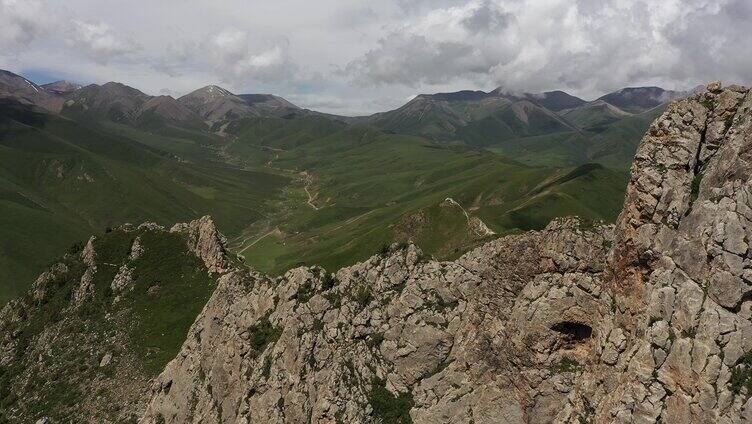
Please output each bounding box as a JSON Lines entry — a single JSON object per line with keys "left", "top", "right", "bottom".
{"left": 139, "top": 217, "right": 611, "bottom": 424}
{"left": 0, "top": 219, "right": 226, "bottom": 423}
{"left": 3, "top": 83, "right": 751, "bottom": 423}
{"left": 171, "top": 216, "right": 230, "bottom": 274}
{"left": 556, "top": 82, "right": 752, "bottom": 423}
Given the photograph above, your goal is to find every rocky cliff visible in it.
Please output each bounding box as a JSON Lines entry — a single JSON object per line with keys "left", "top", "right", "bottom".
{"left": 557, "top": 82, "right": 752, "bottom": 423}
{"left": 139, "top": 82, "right": 752, "bottom": 423}
{"left": 2, "top": 82, "right": 751, "bottom": 423}
{"left": 139, "top": 218, "right": 611, "bottom": 424}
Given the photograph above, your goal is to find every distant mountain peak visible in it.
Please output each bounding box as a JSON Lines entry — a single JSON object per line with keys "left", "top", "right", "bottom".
{"left": 0, "top": 69, "right": 63, "bottom": 112}
{"left": 523, "top": 90, "right": 586, "bottom": 112}
{"left": 490, "top": 86, "right": 513, "bottom": 96}
{"left": 615, "top": 86, "right": 663, "bottom": 93}
{"left": 0, "top": 69, "right": 44, "bottom": 94}
{"left": 423, "top": 90, "right": 493, "bottom": 102}
{"left": 178, "top": 85, "right": 256, "bottom": 127}
{"left": 41, "top": 80, "right": 82, "bottom": 94}
{"left": 597, "top": 86, "right": 683, "bottom": 112}
{"left": 98, "top": 81, "right": 148, "bottom": 95}
{"left": 190, "top": 85, "right": 235, "bottom": 98}
{"left": 236, "top": 94, "right": 301, "bottom": 116}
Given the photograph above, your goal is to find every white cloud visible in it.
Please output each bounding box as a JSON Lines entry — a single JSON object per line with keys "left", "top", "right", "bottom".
{"left": 209, "top": 30, "right": 295, "bottom": 84}
{"left": 66, "top": 20, "right": 138, "bottom": 63}
{"left": 346, "top": 0, "right": 752, "bottom": 97}
{"left": 0, "top": 0, "right": 50, "bottom": 52}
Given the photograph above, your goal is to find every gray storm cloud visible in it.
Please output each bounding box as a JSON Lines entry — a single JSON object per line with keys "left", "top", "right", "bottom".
{"left": 0, "top": 0, "right": 51, "bottom": 51}
{"left": 208, "top": 30, "right": 297, "bottom": 85}
{"left": 66, "top": 20, "right": 139, "bottom": 63}
{"left": 0, "top": 0, "right": 750, "bottom": 115}
{"left": 345, "top": 0, "right": 752, "bottom": 96}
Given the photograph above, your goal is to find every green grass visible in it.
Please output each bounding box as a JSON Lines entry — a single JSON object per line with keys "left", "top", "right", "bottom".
{"left": 121, "top": 231, "right": 217, "bottom": 373}
{"left": 559, "top": 103, "right": 624, "bottom": 129}
{"left": 486, "top": 131, "right": 591, "bottom": 167}
{"left": 730, "top": 351, "right": 752, "bottom": 395}
{"left": 227, "top": 120, "right": 627, "bottom": 275}
{"left": 368, "top": 377, "right": 414, "bottom": 424}
{"left": 551, "top": 357, "right": 583, "bottom": 374}
{"left": 296, "top": 279, "right": 317, "bottom": 303}
{"left": 366, "top": 332, "right": 385, "bottom": 349}
{"left": 690, "top": 171, "right": 703, "bottom": 204}
{"left": 247, "top": 314, "right": 282, "bottom": 359}
{"left": 483, "top": 105, "right": 664, "bottom": 170}
{"left": 237, "top": 232, "right": 289, "bottom": 270}
{"left": 0, "top": 226, "right": 220, "bottom": 420}
{"left": 354, "top": 286, "right": 373, "bottom": 307}
{"left": 0, "top": 102, "right": 287, "bottom": 304}
{"left": 0, "top": 195, "right": 89, "bottom": 305}
{"left": 63, "top": 229, "right": 217, "bottom": 374}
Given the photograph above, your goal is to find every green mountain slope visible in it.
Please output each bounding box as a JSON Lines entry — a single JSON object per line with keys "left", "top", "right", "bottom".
{"left": 0, "top": 71, "right": 660, "bottom": 306}
{"left": 369, "top": 93, "right": 575, "bottom": 145}
{"left": 486, "top": 105, "right": 668, "bottom": 169}
{"left": 0, "top": 100, "right": 287, "bottom": 303}
{"left": 224, "top": 118, "right": 628, "bottom": 274}
{"left": 363, "top": 87, "right": 680, "bottom": 170}
{"left": 0, "top": 222, "right": 223, "bottom": 422}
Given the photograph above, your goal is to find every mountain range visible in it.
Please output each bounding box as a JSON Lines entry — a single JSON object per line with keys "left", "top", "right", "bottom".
{"left": 2, "top": 68, "right": 684, "bottom": 155}
{"left": 359, "top": 85, "right": 684, "bottom": 168}
{"left": 0, "top": 68, "right": 687, "bottom": 304}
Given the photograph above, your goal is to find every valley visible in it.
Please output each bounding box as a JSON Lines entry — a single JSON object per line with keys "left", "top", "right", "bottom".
{"left": 0, "top": 69, "right": 678, "bottom": 304}
{"left": 3, "top": 82, "right": 750, "bottom": 423}
{"left": 1, "top": 2, "right": 748, "bottom": 422}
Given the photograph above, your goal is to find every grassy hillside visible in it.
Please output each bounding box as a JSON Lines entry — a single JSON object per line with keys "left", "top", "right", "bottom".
{"left": 585, "top": 105, "right": 666, "bottom": 169}
{"left": 485, "top": 105, "right": 666, "bottom": 169}
{"left": 0, "top": 226, "right": 219, "bottom": 422}
{"left": 364, "top": 91, "right": 666, "bottom": 170}
{"left": 0, "top": 90, "right": 645, "bottom": 305}
{"left": 225, "top": 119, "right": 628, "bottom": 274}
{"left": 0, "top": 100, "right": 287, "bottom": 304}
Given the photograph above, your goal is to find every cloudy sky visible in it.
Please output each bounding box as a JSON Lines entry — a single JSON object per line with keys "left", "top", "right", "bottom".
{"left": 1, "top": 0, "right": 750, "bottom": 115}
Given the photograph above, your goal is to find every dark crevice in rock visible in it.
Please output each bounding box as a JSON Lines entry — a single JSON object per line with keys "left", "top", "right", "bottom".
{"left": 551, "top": 322, "right": 592, "bottom": 347}
{"left": 685, "top": 116, "right": 708, "bottom": 216}
{"left": 729, "top": 290, "right": 752, "bottom": 314}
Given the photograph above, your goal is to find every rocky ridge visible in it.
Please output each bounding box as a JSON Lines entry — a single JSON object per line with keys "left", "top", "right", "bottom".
{"left": 138, "top": 82, "right": 752, "bottom": 423}
{"left": 1, "top": 82, "right": 751, "bottom": 423}
{"left": 558, "top": 82, "right": 752, "bottom": 423}
{"left": 139, "top": 217, "right": 610, "bottom": 424}
{"left": 0, "top": 217, "right": 229, "bottom": 422}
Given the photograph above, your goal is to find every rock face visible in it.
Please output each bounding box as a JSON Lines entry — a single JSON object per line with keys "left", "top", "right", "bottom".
{"left": 3, "top": 83, "right": 752, "bottom": 423}
{"left": 171, "top": 215, "right": 230, "bottom": 274}
{"left": 141, "top": 218, "right": 611, "bottom": 424}
{"left": 555, "top": 83, "right": 752, "bottom": 423}
{"left": 138, "top": 83, "right": 752, "bottom": 423}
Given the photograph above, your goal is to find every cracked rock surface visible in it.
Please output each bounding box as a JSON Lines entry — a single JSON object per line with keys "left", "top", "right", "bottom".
{"left": 557, "top": 83, "right": 752, "bottom": 424}
{"left": 141, "top": 84, "right": 752, "bottom": 423}
{"left": 140, "top": 218, "right": 612, "bottom": 424}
